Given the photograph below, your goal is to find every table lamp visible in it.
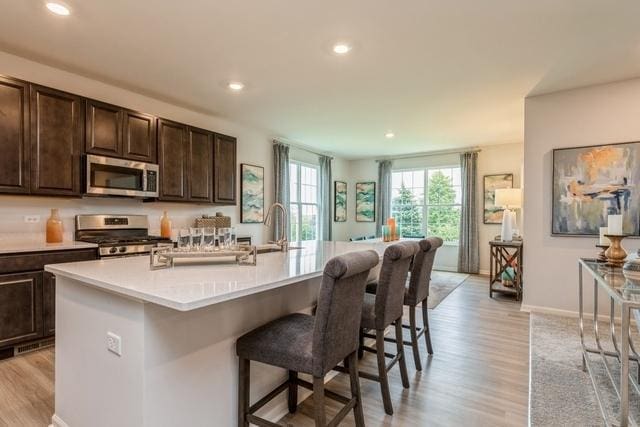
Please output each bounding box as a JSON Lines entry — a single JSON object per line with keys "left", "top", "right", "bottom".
{"left": 495, "top": 188, "right": 522, "bottom": 242}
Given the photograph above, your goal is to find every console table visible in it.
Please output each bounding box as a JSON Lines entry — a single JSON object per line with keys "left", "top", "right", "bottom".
{"left": 489, "top": 240, "right": 523, "bottom": 300}
{"left": 578, "top": 258, "right": 640, "bottom": 427}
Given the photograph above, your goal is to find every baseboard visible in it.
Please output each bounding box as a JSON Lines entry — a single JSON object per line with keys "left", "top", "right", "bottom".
{"left": 521, "top": 304, "right": 636, "bottom": 324}
{"left": 51, "top": 414, "right": 70, "bottom": 427}
{"left": 434, "top": 265, "right": 458, "bottom": 272}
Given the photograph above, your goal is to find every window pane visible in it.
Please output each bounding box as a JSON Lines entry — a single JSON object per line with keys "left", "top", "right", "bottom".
{"left": 427, "top": 205, "right": 460, "bottom": 243}
{"left": 301, "top": 204, "right": 317, "bottom": 241}
{"left": 413, "top": 170, "right": 424, "bottom": 187}
{"left": 391, "top": 204, "right": 425, "bottom": 238}
{"left": 290, "top": 164, "right": 298, "bottom": 203}
{"left": 427, "top": 170, "right": 456, "bottom": 205}
{"left": 452, "top": 167, "right": 461, "bottom": 186}
{"left": 289, "top": 204, "right": 299, "bottom": 242}
{"left": 392, "top": 172, "right": 402, "bottom": 189}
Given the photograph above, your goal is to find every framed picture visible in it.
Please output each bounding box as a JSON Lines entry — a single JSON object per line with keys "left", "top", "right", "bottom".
{"left": 334, "top": 181, "right": 347, "bottom": 222}
{"left": 240, "top": 164, "right": 264, "bottom": 223}
{"left": 552, "top": 141, "right": 640, "bottom": 236}
{"left": 483, "top": 174, "right": 513, "bottom": 224}
{"left": 356, "top": 182, "right": 376, "bottom": 222}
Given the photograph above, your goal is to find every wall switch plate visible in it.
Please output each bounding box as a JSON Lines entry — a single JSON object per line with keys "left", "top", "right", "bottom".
{"left": 106, "top": 332, "right": 122, "bottom": 356}
{"left": 24, "top": 215, "right": 40, "bottom": 223}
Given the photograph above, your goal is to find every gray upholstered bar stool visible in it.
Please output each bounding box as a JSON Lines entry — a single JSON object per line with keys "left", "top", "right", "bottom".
{"left": 355, "top": 241, "right": 419, "bottom": 416}
{"left": 236, "top": 250, "right": 379, "bottom": 427}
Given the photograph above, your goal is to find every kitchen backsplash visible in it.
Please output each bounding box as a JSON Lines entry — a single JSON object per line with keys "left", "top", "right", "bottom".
{"left": 0, "top": 195, "right": 268, "bottom": 243}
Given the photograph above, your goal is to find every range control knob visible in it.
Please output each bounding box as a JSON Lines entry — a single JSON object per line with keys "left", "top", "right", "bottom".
{"left": 109, "top": 247, "right": 118, "bottom": 254}
{"left": 119, "top": 246, "right": 127, "bottom": 253}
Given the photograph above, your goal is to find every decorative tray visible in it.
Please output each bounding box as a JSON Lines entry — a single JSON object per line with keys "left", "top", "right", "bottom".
{"left": 150, "top": 245, "right": 257, "bottom": 270}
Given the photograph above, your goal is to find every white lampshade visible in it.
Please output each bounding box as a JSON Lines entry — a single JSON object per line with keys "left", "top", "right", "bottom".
{"left": 495, "top": 188, "right": 522, "bottom": 209}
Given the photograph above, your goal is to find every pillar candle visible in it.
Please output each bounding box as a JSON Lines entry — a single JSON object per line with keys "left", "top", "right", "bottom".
{"left": 608, "top": 214, "right": 623, "bottom": 235}
{"left": 599, "top": 227, "right": 608, "bottom": 245}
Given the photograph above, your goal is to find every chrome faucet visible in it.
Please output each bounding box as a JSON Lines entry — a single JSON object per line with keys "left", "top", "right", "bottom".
{"left": 264, "top": 203, "right": 289, "bottom": 252}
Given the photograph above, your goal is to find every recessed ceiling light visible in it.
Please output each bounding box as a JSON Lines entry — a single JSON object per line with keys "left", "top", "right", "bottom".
{"left": 332, "top": 43, "right": 352, "bottom": 55}
{"left": 46, "top": 2, "right": 70, "bottom": 16}
{"left": 228, "top": 82, "right": 244, "bottom": 91}
{"left": 385, "top": 132, "right": 395, "bottom": 139}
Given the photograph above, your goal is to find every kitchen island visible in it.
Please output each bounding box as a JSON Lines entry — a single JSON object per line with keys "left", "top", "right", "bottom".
{"left": 45, "top": 240, "right": 386, "bottom": 427}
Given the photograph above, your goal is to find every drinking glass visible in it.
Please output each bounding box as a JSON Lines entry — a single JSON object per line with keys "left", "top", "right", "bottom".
{"left": 203, "top": 227, "right": 216, "bottom": 251}
{"left": 230, "top": 227, "right": 237, "bottom": 248}
{"left": 190, "top": 227, "right": 204, "bottom": 251}
{"left": 218, "top": 227, "right": 232, "bottom": 250}
{"left": 178, "top": 228, "right": 191, "bottom": 250}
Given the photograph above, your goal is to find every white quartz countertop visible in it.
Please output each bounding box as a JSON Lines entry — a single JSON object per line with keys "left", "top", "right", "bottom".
{"left": 0, "top": 236, "right": 98, "bottom": 255}
{"left": 45, "top": 241, "right": 387, "bottom": 311}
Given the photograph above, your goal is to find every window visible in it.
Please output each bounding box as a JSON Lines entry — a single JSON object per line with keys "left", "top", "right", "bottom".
{"left": 390, "top": 166, "right": 462, "bottom": 243}
{"left": 289, "top": 161, "right": 319, "bottom": 241}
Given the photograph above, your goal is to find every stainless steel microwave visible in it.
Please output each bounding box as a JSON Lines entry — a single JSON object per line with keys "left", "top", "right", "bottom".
{"left": 86, "top": 155, "right": 159, "bottom": 198}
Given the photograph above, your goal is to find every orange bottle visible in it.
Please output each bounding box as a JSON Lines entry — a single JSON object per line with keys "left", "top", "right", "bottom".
{"left": 46, "top": 208, "right": 63, "bottom": 244}
{"left": 160, "top": 211, "right": 172, "bottom": 239}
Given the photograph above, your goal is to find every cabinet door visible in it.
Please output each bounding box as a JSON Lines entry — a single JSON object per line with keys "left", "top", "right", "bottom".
{"left": 158, "top": 118, "right": 188, "bottom": 201}
{"left": 0, "top": 272, "right": 43, "bottom": 347}
{"left": 30, "top": 85, "right": 83, "bottom": 196}
{"left": 123, "top": 110, "right": 156, "bottom": 163}
{"left": 213, "top": 133, "right": 237, "bottom": 204}
{"left": 43, "top": 272, "right": 56, "bottom": 337}
{"left": 187, "top": 127, "right": 213, "bottom": 203}
{"left": 0, "top": 76, "right": 30, "bottom": 194}
{"left": 85, "top": 99, "right": 122, "bottom": 157}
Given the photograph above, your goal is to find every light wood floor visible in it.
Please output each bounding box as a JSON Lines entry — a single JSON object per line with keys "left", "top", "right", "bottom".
{"left": 280, "top": 275, "right": 530, "bottom": 426}
{"left": 0, "top": 275, "right": 529, "bottom": 427}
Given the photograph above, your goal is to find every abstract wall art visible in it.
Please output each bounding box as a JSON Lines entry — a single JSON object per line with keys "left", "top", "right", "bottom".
{"left": 334, "top": 181, "right": 347, "bottom": 222}
{"left": 552, "top": 142, "right": 640, "bottom": 236}
{"left": 356, "top": 181, "right": 376, "bottom": 222}
{"left": 483, "top": 173, "right": 514, "bottom": 224}
{"left": 240, "top": 164, "right": 264, "bottom": 223}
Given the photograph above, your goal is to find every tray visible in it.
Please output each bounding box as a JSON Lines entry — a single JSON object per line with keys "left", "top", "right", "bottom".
{"left": 150, "top": 245, "right": 257, "bottom": 270}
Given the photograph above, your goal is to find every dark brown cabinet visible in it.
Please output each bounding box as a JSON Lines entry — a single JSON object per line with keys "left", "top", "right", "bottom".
{"left": 0, "top": 76, "right": 30, "bottom": 194}
{"left": 85, "top": 99, "right": 156, "bottom": 163}
{"left": 43, "top": 272, "right": 56, "bottom": 337}
{"left": 30, "top": 84, "right": 83, "bottom": 196}
{"left": 187, "top": 127, "right": 214, "bottom": 203}
{"left": 158, "top": 118, "right": 188, "bottom": 201}
{"left": 213, "top": 133, "right": 237, "bottom": 204}
{"left": 0, "top": 272, "right": 43, "bottom": 348}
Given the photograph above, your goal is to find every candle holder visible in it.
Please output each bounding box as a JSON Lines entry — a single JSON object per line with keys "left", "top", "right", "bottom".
{"left": 595, "top": 244, "right": 610, "bottom": 263}
{"left": 604, "top": 234, "right": 628, "bottom": 267}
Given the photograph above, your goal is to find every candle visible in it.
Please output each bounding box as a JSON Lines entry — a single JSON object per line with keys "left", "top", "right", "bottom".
{"left": 608, "top": 214, "right": 623, "bottom": 235}
{"left": 599, "top": 227, "right": 609, "bottom": 245}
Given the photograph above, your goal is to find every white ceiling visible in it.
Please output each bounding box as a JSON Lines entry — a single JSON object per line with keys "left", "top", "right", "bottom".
{"left": 1, "top": 1, "right": 640, "bottom": 158}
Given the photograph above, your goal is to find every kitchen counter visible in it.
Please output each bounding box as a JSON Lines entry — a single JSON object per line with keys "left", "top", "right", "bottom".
{"left": 48, "top": 240, "right": 386, "bottom": 427}
{"left": 45, "top": 240, "right": 386, "bottom": 311}
{"left": 0, "top": 236, "right": 98, "bottom": 255}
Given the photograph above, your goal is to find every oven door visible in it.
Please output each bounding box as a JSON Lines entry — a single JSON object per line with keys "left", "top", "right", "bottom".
{"left": 86, "top": 155, "right": 159, "bottom": 198}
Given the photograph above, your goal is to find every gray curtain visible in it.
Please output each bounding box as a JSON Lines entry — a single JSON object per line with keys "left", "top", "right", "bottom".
{"left": 318, "top": 155, "right": 332, "bottom": 241}
{"left": 458, "top": 151, "right": 479, "bottom": 273}
{"left": 376, "top": 160, "right": 393, "bottom": 237}
{"left": 273, "top": 142, "right": 290, "bottom": 242}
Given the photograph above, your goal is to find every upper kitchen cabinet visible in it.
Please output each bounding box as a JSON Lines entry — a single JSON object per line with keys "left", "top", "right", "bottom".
{"left": 30, "top": 84, "right": 83, "bottom": 197}
{"left": 213, "top": 133, "right": 237, "bottom": 204}
{"left": 187, "top": 127, "right": 214, "bottom": 203}
{"left": 158, "top": 118, "right": 188, "bottom": 201}
{"left": 0, "top": 76, "right": 29, "bottom": 194}
{"left": 86, "top": 99, "right": 156, "bottom": 163}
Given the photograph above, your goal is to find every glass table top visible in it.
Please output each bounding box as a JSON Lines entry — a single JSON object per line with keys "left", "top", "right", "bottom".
{"left": 580, "top": 258, "right": 640, "bottom": 306}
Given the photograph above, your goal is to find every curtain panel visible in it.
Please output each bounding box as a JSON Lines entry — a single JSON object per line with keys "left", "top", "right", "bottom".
{"left": 272, "top": 142, "right": 290, "bottom": 242}
{"left": 458, "top": 151, "right": 479, "bottom": 273}
{"left": 318, "top": 155, "right": 333, "bottom": 240}
{"left": 376, "top": 160, "right": 393, "bottom": 237}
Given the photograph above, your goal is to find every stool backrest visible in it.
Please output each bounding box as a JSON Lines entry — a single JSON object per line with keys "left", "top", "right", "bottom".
{"left": 313, "top": 250, "right": 380, "bottom": 377}
{"left": 406, "top": 237, "right": 443, "bottom": 305}
{"left": 374, "top": 241, "right": 419, "bottom": 329}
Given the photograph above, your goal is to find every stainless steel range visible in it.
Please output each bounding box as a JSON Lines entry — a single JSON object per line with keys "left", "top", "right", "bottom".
{"left": 75, "top": 214, "right": 173, "bottom": 258}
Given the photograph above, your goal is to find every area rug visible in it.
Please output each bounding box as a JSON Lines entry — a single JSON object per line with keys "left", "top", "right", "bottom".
{"left": 427, "top": 271, "right": 468, "bottom": 309}
{"left": 530, "top": 313, "right": 640, "bottom": 426}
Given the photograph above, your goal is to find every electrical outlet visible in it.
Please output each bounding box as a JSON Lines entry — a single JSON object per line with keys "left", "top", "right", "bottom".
{"left": 106, "top": 332, "right": 122, "bottom": 356}
{"left": 24, "top": 215, "right": 40, "bottom": 223}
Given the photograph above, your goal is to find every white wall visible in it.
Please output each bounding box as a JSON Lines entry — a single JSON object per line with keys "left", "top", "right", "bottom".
{"left": 341, "top": 144, "right": 524, "bottom": 272}
{"left": 523, "top": 78, "right": 640, "bottom": 314}
{"left": 0, "top": 50, "right": 353, "bottom": 245}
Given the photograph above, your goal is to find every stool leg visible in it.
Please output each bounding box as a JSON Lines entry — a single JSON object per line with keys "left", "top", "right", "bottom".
{"left": 409, "top": 305, "right": 422, "bottom": 371}
{"left": 422, "top": 300, "right": 434, "bottom": 355}
{"left": 238, "top": 357, "right": 250, "bottom": 427}
{"left": 313, "top": 376, "right": 326, "bottom": 426}
{"left": 358, "top": 328, "right": 364, "bottom": 359}
{"left": 376, "top": 329, "right": 394, "bottom": 415}
{"left": 346, "top": 352, "right": 365, "bottom": 427}
{"left": 395, "top": 319, "right": 410, "bottom": 389}
{"left": 288, "top": 370, "right": 298, "bottom": 413}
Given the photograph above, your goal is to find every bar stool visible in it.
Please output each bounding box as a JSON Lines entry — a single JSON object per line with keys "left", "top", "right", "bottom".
{"left": 367, "top": 237, "right": 443, "bottom": 371}
{"left": 236, "top": 250, "right": 380, "bottom": 427}
{"left": 355, "top": 241, "right": 419, "bottom": 416}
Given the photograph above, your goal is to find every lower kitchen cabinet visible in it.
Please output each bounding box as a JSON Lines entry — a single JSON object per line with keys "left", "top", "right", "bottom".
{"left": 0, "top": 271, "right": 43, "bottom": 348}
